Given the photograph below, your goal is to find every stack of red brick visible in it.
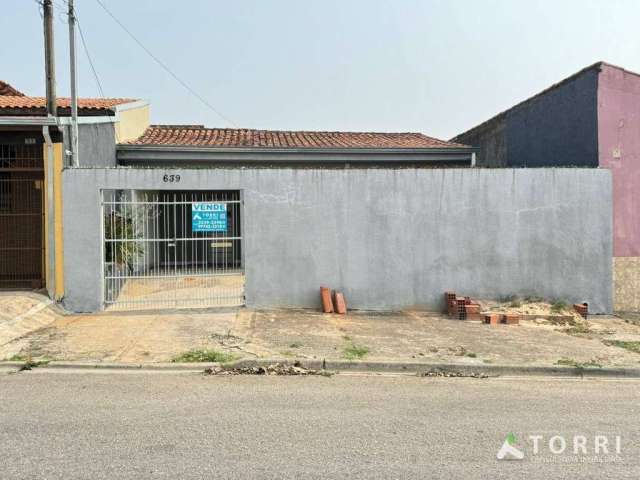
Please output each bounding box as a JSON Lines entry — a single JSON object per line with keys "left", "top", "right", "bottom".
{"left": 444, "top": 291, "right": 520, "bottom": 325}
{"left": 444, "top": 291, "right": 482, "bottom": 321}
{"left": 482, "top": 313, "right": 520, "bottom": 325}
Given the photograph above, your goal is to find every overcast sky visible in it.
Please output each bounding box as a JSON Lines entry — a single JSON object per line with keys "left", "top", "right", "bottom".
{"left": 3, "top": 0, "right": 640, "bottom": 139}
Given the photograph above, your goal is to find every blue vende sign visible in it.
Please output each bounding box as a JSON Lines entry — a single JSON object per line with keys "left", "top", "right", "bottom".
{"left": 192, "top": 203, "right": 227, "bottom": 232}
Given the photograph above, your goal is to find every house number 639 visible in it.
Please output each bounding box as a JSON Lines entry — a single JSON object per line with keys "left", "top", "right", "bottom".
{"left": 163, "top": 174, "right": 181, "bottom": 183}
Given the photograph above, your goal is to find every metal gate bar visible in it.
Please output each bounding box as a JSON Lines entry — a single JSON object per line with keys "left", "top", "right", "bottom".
{"left": 102, "top": 189, "right": 244, "bottom": 311}
{"left": 0, "top": 177, "right": 45, "bottom": 289}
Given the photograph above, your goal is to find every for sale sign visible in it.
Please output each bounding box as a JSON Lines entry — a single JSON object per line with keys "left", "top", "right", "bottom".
{"left": 192, "top": 203, "right": 227, "bottom": 232}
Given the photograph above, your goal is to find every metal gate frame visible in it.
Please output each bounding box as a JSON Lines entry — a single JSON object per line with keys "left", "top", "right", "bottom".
{"left": 0, "top": 143, "right": 45, "bottom": 289}
{"left": 101, "top": 189, "right": 245, "bottom": 311}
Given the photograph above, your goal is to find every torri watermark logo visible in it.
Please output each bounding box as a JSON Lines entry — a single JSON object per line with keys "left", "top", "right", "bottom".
{"left": 497, "top": 433, "right": 622, "bottom": 463}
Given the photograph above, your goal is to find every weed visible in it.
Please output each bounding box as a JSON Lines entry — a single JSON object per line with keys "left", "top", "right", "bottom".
{"left": 550, "top": 299, "right": 569, "bottom": 313}
{"left": 603, "top": 340, "right": 640, "bottom": 354}
{"left": 7, "top": 353, "right": 50, "bottom": 370}
{"left": 342, "top": 335, "right": 352, "bottom": 341}
{"left": 288, "top": 342, "right": 303, "bottom": 349}
{"left": 564, "top": 324, "right": 593, "bottom": 336}
{"left": 556, "top": 357, "right": 602, "bottom": 368}
{"left": 465, "top": 352, "right": 477, "bottom": 358}
{"left": 523, "top": 295, "right": 545, "bottom": 303}
{"left": 555, "top": 357, "right": 576, "bottom": 366}
{"left": 343, "top": 343, "right": 369, "bottom": 360}
{"left": 171, "top": 349, "right": 236, "bottom": 363}
{"left": 23, "top": 359, "right": 50, "bottom": 369}
{"left": 509, "top": 300, "right": 522, "bottom": 308}
{"left": 8, "top": 354, "right": 28, "bottom": 362}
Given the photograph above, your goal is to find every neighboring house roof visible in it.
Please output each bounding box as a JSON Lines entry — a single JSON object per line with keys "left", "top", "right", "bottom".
{"left": 0, "top": 95, "right": 137, "bottom": 116}
{"left": 123, "top": 125, "right": 468, "bottom": 149}
{"left": 118, "top": 125, "right": 474, "bottom": 166}
{"left": 0, "top": 80, "right": 25, "bottom": 96}
{"left": 451, "top": 61, "right": 612, "bottom": 142}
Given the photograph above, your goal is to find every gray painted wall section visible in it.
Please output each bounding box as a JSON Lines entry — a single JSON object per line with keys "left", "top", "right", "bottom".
{"left": 62, "top": 167, "right": 613, "bottom": 313}
{"left": 63, "top": 122, "right": 117, "bottom": 167}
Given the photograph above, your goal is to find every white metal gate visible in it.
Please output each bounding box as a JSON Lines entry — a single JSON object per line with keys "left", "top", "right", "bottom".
{"left": 102, "top": 189, "right": 244, "bottom": 311}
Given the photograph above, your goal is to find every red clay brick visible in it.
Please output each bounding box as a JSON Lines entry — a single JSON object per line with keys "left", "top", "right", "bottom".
{"left": 483, "top": 313, "right": 502, "bottom": 325}
{"left": 333, "top": 291, "right": 347, "bottom": 314}
{"left": 465, "top": 304, "right": 482, "bottom": 321}
{"left": 456, "top": 298, "right": 467, "bottom": 320}
{"left": 320, "top": 287, "right": 333, "bottom": 313}
{"left": 503, "top": 313, "right": 520, "bottom": 325}
{"left": 573, "top": 303, "right": 588, "bottom": 319}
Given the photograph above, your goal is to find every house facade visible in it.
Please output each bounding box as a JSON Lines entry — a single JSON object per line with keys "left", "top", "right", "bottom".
{"left": 453, "top": 62, "right": 640, "bottom": 312}
{"left": 0, "top": 80, "right": 614, "bottom": 314}
{"left": 0, "top": 80, "right": 148, "bottom": 298}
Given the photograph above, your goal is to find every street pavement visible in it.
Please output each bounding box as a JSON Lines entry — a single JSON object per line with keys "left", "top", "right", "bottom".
{"left": 1, "top": 372, "right": 639, "bottom": 479}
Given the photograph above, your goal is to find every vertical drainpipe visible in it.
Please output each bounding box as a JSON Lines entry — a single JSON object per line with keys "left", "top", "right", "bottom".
{"left": 42, "top": 125, "right": 56, "bottom": 299}
{"left": 471, "top": 152, "right": 477, "bottom": 167}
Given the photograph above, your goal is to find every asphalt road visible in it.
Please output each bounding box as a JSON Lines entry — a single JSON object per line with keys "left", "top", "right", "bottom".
{"left": 1, "top": 371, "right": 639, "bottom": 479}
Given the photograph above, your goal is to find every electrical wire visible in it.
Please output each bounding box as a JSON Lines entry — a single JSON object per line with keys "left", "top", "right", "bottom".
{"left": 76, "top": 17, "right": 106, "bottom": 99}
{"left": 94, "top": 0, "right": 238, "bottom": 127}
{"left": 75, "top": 14, "right": 121, "bottom": 142}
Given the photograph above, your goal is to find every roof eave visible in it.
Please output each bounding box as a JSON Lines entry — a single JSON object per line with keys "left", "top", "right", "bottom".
{"left": 117, "top": 144, "right": 475, "bottom": 155}
{"left": 117, "top": 144, "right": 476, "bottom": 164}
{"left": 0, "top": 116, "right": 58, "bottom": 126}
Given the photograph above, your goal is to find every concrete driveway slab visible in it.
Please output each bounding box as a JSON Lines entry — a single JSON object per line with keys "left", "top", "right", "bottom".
{"left": 0, "top": 292, "right": 60, "bottom": 356}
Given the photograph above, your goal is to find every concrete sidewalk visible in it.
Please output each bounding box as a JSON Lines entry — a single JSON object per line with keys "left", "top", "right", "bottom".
{"left": 2, "top": 293, "right": 640, "bottom": 370}
{"left": 0, "top": 292, "right": 60, "bottom": 353}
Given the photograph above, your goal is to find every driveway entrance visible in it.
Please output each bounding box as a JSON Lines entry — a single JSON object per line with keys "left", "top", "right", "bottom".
{"left": 102, "top": 189, "right": 244, "bottom": 311}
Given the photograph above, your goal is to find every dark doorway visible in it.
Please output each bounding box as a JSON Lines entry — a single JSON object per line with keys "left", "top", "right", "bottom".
{"left": 0, "top": 143, "right": 45, "bottom": 289}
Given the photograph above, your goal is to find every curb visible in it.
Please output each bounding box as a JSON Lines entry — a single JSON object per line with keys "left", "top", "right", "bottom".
{"left": 2, "top": 359, "right": 640, "bottom": 378}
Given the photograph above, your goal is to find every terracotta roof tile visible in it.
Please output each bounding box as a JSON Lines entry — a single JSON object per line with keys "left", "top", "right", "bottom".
{"left": 0, "top": 80, "right": 24, "bottom": 96}
{"left": 0, "top": 95, "right": 137, "bottom": 116}
{"left": 124, "top": 125, "right": 469, "bottom": 149}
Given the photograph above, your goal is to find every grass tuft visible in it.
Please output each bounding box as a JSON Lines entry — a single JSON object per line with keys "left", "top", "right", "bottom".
{"left": 8, "top": 354, "right": 28, "bottom": 362}
{"left": 343, "top": 343, "right": 369, "bottom": 360}
{"left": 550, "top": 299, "right": 569, "bottom": 313}
{"left": 563, "top": 324, "right": 593, "bottom": 336}
{"left": 603, "top": 340, "right": 640, "bottom": 354}
{"left": 523, "top": 295, "right": 545, "bottom": 303}
{"left": 171, "top": 349, "right": 236, "bottom": 363}
{"left": 556, "top": 357, "right": 602, "bottom": 369}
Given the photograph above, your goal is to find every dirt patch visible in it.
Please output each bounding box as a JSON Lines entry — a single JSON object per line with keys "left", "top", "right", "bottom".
{"left": 483, "top": 298, "right": 586, "bottom": 325}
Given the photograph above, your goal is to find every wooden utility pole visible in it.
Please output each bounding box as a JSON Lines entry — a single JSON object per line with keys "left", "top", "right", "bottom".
{"left": 43, "top": 0, "right": 57, "bottom": 116}
{"left": 68, "top": 0, "right": 79, "bottom": 166}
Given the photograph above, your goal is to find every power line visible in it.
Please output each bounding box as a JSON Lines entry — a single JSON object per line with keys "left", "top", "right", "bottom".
{"left": 75, "top": 18, "right": 106, "bottom": 99}
{"left": 94, "top": 0, "right": 238, "bottom": 127}
{"left": 75, "top": 13, "right": 121, "bottom": 142}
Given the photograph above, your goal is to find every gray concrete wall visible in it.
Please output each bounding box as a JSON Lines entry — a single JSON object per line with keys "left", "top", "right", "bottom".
{"left": 63, "top": 122, "right": 117, "bottom": 168}
{"left": 62, "top": 167, "right": 613, "bottom": 313}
